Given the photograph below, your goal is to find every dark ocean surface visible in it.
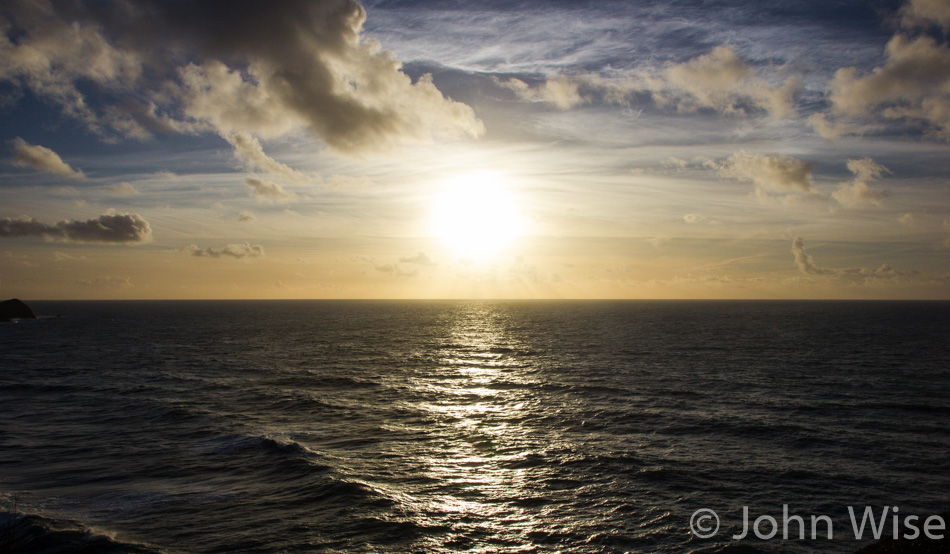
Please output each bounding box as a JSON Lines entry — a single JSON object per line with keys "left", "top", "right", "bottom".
{"left": 1, "top": 300, "right": 948, "bottom": 553}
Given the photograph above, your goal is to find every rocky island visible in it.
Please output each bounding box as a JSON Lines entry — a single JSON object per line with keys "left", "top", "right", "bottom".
{"left": 0, "top": 299, "right": 36, "bottom": 321}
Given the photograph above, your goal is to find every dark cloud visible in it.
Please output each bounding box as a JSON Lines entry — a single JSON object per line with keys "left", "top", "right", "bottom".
{"left": 0, "top": 0, "right": 483, "bottom": 154}
{"left": 0, "top": 211, "right": 152, "bottom": 243}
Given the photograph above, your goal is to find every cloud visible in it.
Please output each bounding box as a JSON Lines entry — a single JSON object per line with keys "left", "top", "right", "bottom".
{"left": 593, "top": 46, "right": 801, "bottom": 118}
{"left": 0, "top": 4, "right": 142, "bottom": 136}
{"left": 663, "top": 157, "right": 689, "bottom": 170}
{"left": 10, "top": 138, "right": 85, "bottom": 179}
{"left": 829, "top": 32, "right": 950, "bottom": 139}
{"left": 831, "top": 158, "right": 889, "bottom": 208}
{"left": 105, "top": 182, "right": 140, "bottom": 196}
{"left": 792, "top": 238, "right": 917, "bottom": 282}
{"left": 328, "top": 174, "right": 371, "bottom": 189}
{"left": 662, "top": 46, "right": 801, "bottom": 118}
{"left": 189, "top": 242, "right": 265, "bottom": 259}
{"left": 237, "top": 210, "right": 256, "bottom": 222}
{"left": 374, "top": 263, "right": 416, "bottom": 277}
{"left": 53, "top": 251, "right": 84, "bottom": 262}
{"left": 226, "top": 132, "right": 310, "bottom": 182}
{"left": 0, "top": 211, "right": 152, "bottom": 243}
{"left": 715, "top": 150, "right": 817, "bottom": 200}
{"left": 398, "top": 252, "right": 435, "bottom": 265}
{"left": 154, "top": 170, "right": 179, "bottom": 181}
{"left": 77, "top": 275, "right": 134, "bottom": 288}
{"left": 245, "top": 177, "right": 292, "bottom": 201}
{"left": 683, "top": 213, "right": 717, "bottom": 225}
{"left": 0, "top": 0, "right": 483, "bottom": 153}
{"left": 792, "top": 237, "right": 835, "bottom": 276}
{"left": 901, "top": 0, "right": 950, "bottom": 29}
{"left": 807, "top": 113, "right": 863, "bottom": 140}
{"left": 494, "top": 76, "right": 586, "bottom": 109}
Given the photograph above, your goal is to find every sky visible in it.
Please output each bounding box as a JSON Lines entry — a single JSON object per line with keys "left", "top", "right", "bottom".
{"left": 1, "top": 0, "right": 949, "bottom": 299}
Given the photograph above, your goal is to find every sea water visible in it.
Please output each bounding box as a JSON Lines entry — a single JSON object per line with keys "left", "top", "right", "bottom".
{"left": 1, "top": 300, "right": 948, "bottom": 553}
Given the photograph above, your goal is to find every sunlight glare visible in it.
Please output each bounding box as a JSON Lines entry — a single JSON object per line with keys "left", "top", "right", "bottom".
{"left": 430, "top": 173, "right": 526, "bottom": 261}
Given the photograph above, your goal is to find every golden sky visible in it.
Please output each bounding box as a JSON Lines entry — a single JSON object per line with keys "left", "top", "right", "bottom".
{"left": 1, "top": 0, "right": 949, "bottom": 299}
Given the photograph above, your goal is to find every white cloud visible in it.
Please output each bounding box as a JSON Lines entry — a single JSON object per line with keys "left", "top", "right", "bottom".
{"left": 829, "top": 33, "right": 950, "bottom": 139}
{"left": 715, "top": 150, "right": 817, "bottom": 201}
{"left": 901, "top": 0, "right": 950, "bottom": 29}
{"left": 105, "top": 182, "right": 140, "bottom": 196}
{"left": 226, "top": 132, "right": 310, "bottom": 182}
{"left": 10, "top": 138, "right": 85, "bottom": 179}
{"left": 0, "top": 4, "right": 142, "bottom": 136}
{"left": 831, "top": 158, "right": 889, "bottom": 208}
{"left": 792, "top": 237, "right": 835, "bottom": 276}
{"left": 245, "top": 177, "right": 293, "bottom": 201}
{"left": 593, "top": 46, "right": 801, "bottom": 118}
{"left": 494, "top": 75, "right": 586, "bottom": 109}
{"left": 237, "top": 210, "right": 256, "bottom": 222}
{"left": 683, "top": 213, "right": 708, "bottom": 224}
{"left": 807, "top": 113, "right": 863, "bottom": 140}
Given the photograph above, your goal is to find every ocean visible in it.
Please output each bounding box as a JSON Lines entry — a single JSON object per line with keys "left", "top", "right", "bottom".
{"left": 1, "top": 300, "right": 948, "bottom": 553}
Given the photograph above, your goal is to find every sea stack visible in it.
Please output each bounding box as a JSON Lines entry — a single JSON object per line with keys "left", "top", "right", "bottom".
{"left": 0, "top": 298, "right": 37, "bottom": 321}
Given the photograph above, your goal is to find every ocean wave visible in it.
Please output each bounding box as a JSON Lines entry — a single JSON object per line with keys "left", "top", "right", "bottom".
{"left": 0, "top": 510, "right": 163, "bottom": 554}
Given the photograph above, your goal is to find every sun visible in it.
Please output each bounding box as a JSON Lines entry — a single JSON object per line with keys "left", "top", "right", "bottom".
{"left": 430, "top": 173, "right": 526, "bottom": 261}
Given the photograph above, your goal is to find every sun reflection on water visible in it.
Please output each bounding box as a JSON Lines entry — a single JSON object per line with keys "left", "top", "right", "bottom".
{"left": 412, "top": 303, "right": 545, "bottom": 551}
